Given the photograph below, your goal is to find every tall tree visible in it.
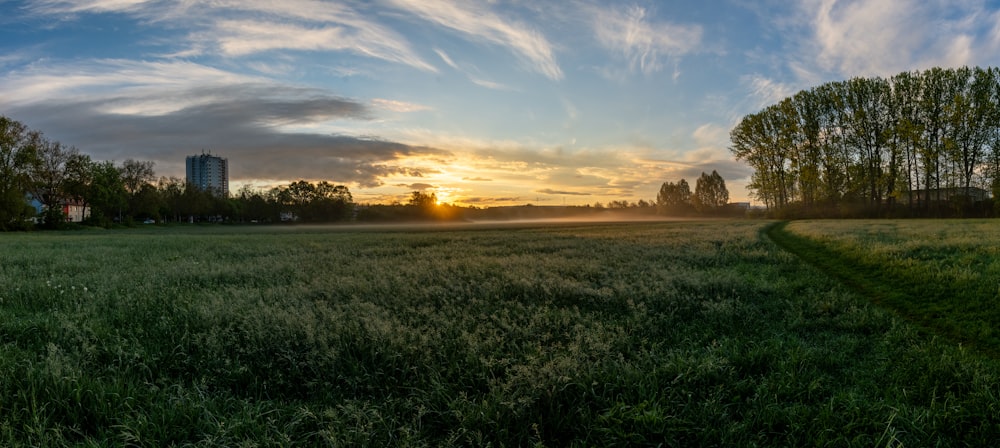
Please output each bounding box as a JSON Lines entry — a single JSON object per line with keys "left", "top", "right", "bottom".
{"left": 0, "top": 116, "right": 39, "bottom": 229}
{"left": 693, "top": 170, "right": 729, "bottom": 212}
{"left": 918, "top": 67, "right": 952, "bottom": 209}
{"left": 844, "top": 76, "right": 893, "bottom": 209}
{"left": 63, "top": 152, "right": 95, "bottom": 219}
{"left": 119, "top": 159, "right": 156, "bottom": 220}
{"left": 28, "top": 137, "right": 77, "bottom": 227}
{"left": 120, "top": 159, "right": 156, "bottom": 196}
{"left": 889, "top": 70, "right": 924, "bottom": 209}
{"left": 792, "top": 88, "right": 824, "bottom": 207}
{"left": 88, "top": 161, "right": 127, "bottom": 226}
{"left": 656, "top": 179, "right": 692, "bottom": 214}
{"left": 947, "top": 67, "right": 997, "bottom": 199}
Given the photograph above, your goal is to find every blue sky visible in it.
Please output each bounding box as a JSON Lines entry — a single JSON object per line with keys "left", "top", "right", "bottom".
{"left": 3, "top": 0, "right": 1000, "bottom": 206}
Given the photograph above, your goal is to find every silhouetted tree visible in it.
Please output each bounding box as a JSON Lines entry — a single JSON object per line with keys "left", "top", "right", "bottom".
{"left": 408, "top": 191, "right": 437, "bottom": 219}
{"left": 269, "top": 180, "right": 354, "bottom": 222}
{"left": 693, "top": 171, "right": 729, "bottom": 213}
{"left": 657, "top": 179, "right": 692, "bottom": 214}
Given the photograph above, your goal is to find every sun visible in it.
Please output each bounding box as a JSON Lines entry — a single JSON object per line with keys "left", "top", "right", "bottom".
{"left": 434, "top": 190, "right": 455, "bottom": 205}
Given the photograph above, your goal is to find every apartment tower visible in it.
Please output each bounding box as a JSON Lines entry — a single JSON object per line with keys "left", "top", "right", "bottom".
{"left": 185, "top": 152, "right": 229, "bottom": 196}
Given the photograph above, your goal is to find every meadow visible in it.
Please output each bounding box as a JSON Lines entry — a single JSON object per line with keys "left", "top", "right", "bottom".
{"left": 1, "top": 220, "right": 998, "bottom": 446}
{"left": 772, "top": 220, "right": 1000, "bottom": 355}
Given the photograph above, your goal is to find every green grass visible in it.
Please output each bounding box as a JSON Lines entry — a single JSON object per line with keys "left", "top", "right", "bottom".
{"left": 772, "top": 219, "right": 1000, "bottom": 355}
{"left": 1, "top": 221, "right": 999, "bottom": 446}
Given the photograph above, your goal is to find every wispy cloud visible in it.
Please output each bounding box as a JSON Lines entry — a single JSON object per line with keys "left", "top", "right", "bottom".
{"left": 26, "top": 0, "right": 440, "bottom": 73}
{"left": 0, "top": 59, "right": 257, "bottom": 111}
{"left": 433, "top": 47, "right": 515, "bottom": 90}
{"left": 203, "top": 18, "right": 437, "bottom": 72}
{"left": 434, "top": 48, "right": 459, "bottom": 70}
{"left": 692, "top": 123, "right": 728, "bottom": 148}
{"left": 25, "top": 0, "right": 155, "bottom": 15}
{"left": 388, "top": 0, "right": 563, "bottom": 80}
{"left": 590, "top": 4, "right": 703, "bottom": 76}
{"left": 536, "top": 188, "right": 590, "bottom": 196}
{"left": 740, "top": 74, "right": 797, "bottom": 110}
{"left": 470, "top": 77, "right": 514, "bottom": 91}
{"left": 796, "top": 0, "right": 1000, "bottom": 78}
{"left": 371, "top": 98, "right": 431, "bottom": 113}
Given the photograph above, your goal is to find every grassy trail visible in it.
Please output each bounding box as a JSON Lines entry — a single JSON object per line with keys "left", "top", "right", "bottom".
{"left": 766, "top": 220, "right": 1000, "bottom": 357}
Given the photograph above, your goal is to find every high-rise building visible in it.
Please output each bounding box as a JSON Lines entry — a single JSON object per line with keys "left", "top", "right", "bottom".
{"left": 186, "top": 153, "right": 229, "bottom": 196}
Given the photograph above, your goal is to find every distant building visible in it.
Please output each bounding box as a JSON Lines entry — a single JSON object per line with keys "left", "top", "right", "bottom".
{"left": 61, "top": 200, "right": 90, "bottom": 222}
{"left": 26, "top": 195, "right": 90, "bottom": 223}
{"left": 186, "top": 152, "right": 229, "bottom": 196}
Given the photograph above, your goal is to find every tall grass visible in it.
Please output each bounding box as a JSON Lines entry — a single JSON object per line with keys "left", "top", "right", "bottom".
{"left": 776, "top": 219, "right": 1000, "bottom": 354}
{"left": 0, "top": 221, "right": 998, "bottom": 446}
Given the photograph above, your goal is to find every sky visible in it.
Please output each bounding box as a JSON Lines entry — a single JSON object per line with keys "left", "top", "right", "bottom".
{"left": 3, "top": 0, "right": 1000, "bottom": 206}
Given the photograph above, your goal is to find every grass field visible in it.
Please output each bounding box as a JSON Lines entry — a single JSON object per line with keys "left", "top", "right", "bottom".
{"left": 773, "top": 220, "right": 1000, "bottom": 355}
{"left": 1, "top": 220, "right": 999, "bottom": 446}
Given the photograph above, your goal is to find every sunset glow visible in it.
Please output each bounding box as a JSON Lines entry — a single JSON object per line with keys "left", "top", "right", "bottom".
{"left": 4, "top": 1, "right": 1000, "bottom": 206}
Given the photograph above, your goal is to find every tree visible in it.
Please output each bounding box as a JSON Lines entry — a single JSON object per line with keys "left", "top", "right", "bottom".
{"left": 0, "top": 116, "right": 39, "bottom": 229}
{"left": 120, "top": 159, "right": 156, "bottom": 196}
{"left": 947, "top": 67, "right": 997, "bottom": 201}
{"left": 311, "top": 181, "right": 353, "bottom": 221}
{"left": 656, "top": 179, "right": 692, "bottom": 214}
{"left": 87, "top": 161, "right": 127, "bottom": 226}
{"left": 730, "top": 104, "right": 796, "bottom": 209}
{"left": 693, "top": 170, "right": 729, "bottom": 213}
{"left": 63, "top": 153, "right": 95, "bottom": 219}
{"left": 179, "top": 181, "right": 212, "bottom": 221}
{"left": 158, "top": 176, "right": 185, "bottom": 222}
{"left": 234, "top": 184, "right": 275, "bottom": 222}
{"left": 408, "top": 190, "right": 437, "bottom": 219}
{"left": 264, "top": 180, "right": 354, "bottom": 222}
{"left": 131, "top": 183, "right": 164, "bottom": 221}
{"left": 28, "top": 136, "right": 77, "bottom": 228}
{"left": 120, "top": 159, "right": 156, "bottom": 221}
{"left": 283, "top": 180, "right": 316, "bottom": 221}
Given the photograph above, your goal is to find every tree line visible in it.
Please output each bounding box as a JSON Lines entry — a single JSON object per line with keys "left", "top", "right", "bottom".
{"left": 0, "top": 115, "right": 362, "bottom": 229}
{"left": 730, "top": 66, "right": 1000, "bottom": 217}
{"left": 2, "top": 113, "right": 743, "bottom": 230}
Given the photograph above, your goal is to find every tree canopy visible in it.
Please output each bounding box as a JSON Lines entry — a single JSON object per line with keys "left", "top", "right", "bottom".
{"left": 693, "top": 170, "right": 729, "bottom": 212}
{"left": 731, "top": 66, "right": 1000, "bottom": 217}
